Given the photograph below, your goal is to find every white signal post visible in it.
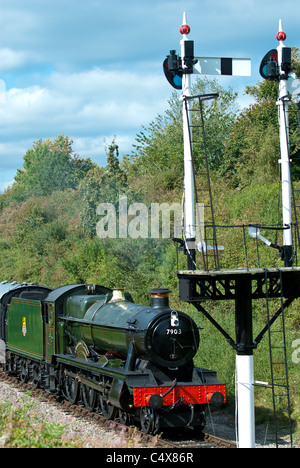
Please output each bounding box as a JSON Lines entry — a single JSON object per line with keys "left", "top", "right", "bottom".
{"left": 236, "top": 355, "right": 255, "bottom": 448}
{"left": 180, "top": 13, "right": 195, "bottom": 267}
{"left": 177, "top": 13, "right": 254, "bottom": 449}
{"left": 277, "top": 20, "right": 293, "bottom": 265}
{"left": 178, "top": 13, "right": 251, "bottom": 268}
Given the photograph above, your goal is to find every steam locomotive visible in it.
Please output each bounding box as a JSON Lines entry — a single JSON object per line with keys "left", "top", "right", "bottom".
{"left": 0, "top": 281, "right": 226, "bottom": 434}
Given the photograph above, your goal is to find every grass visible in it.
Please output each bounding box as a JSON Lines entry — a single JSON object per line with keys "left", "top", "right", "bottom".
{"left": 0, "top": 392, "right": 78, "bottom": 448}
{"left": 0, "top": 391, "right": 155, "bottom": 448}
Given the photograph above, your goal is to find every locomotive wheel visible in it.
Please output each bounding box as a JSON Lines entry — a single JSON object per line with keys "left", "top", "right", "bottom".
{"left": 99, "top": 394, "right": 116, "bottom": 420}
{"left": 118, "top": 409, "right": 131, "bottom": 426}
{"left": 64, "top": 374, "right": 79, "bottom": 404}
{"left": 81, "top": 383, "right": 97, "bottom": 411}
{"left": 140, "top": 407, "right": 156, "bottom": 434}
{"left": 19, "top": 359, "right": 29, "bottom": 383}
{"left": 30, "top": 363, "right": 41, "bottom": 388}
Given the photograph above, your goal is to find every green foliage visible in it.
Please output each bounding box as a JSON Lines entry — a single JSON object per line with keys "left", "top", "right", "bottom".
{"left": 0, "top": 394, "right": 77, "bottom": 448}
{"left": 79, "top": 137, "right": 128, "bottom": 236}
{"left": 10, "top": 135, "right": 95, "bottom": 201}
{"left": 224, "top": 47, "right": 300, "bottom": 186}
{"left": 126, "top": 78, "right": 238, "bottom": 199}
{"left": 79, "top": 166, "right": 105, "bottom": 237}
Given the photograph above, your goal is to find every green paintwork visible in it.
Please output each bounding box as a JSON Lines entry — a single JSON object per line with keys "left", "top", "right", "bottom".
{"left": 46, "top": 302, "right": 56, "bottom": 362}
{"left": 65, "top": 294, "right": 108, "bottom": 319}
{"left": 63, "top": 298, "right": 149, "bottom": 357}
{"left": 7, "top": 298, "right": 44, "bottom": 360}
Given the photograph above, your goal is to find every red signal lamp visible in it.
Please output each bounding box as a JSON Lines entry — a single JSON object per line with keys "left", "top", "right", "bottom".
{"left": 180, "top": 24, "right": 190, "bottom": 35}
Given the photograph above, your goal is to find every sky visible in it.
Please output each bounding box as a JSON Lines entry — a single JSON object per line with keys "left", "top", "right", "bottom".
{"left": 0, "top": 0, "right": 299, "bottom": 191}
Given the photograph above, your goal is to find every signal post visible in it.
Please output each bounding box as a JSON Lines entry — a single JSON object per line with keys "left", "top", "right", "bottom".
{"left": 165, "top": 14, "right": 299, "bottom": 448}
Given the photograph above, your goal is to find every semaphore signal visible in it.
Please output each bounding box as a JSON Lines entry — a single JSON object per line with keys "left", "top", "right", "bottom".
{"left": 171, "top": 13, "right": 298, "bottom": 450}
{"left": 163, "top": 13, "right": 251, "bottom": 90}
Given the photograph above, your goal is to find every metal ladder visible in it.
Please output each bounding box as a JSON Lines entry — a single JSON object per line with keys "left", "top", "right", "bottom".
{"left": 283, "top": 100, "right": 300, "bottom": 262}
{"left": 183, "top": 93, "right": 220, "bottom": 270}
{"left": 290, "top": 157, "right": 300, "bottom": 262}
{"left": 263, "top": 269, "right": 293, "bottom": 447}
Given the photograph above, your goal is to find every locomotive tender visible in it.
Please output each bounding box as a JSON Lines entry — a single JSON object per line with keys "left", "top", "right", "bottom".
{"left": 0, "top": 281, "right": 226, "bottom": 434}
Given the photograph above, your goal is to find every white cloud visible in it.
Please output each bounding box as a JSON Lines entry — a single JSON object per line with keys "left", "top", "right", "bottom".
{"left": 0, "top": 66, "right": 170, "bottom": 173}
{"left": 0, "top": 0, "right": 299, "bottom": 188}
{"left": 2, "top": 67, "right": 168, "bottom": 127}
{"left": 0, "top": 48, "right": 39, "bottom": 71}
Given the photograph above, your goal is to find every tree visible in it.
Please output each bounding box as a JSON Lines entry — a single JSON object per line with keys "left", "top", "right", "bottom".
{"left": 104, "top": 137, "right": 127, "bottom": 199}
{"left": 223, "top": 47, "right": 300, "bottom": 186}
{"left": 79, "top": 138, "right": 128, "bottom": 237}
{"left": 126, "top": 78, "right": 238, "bottom": 198}
{"left": 13, "top": 135, "right": 95, "bottom": 199}
{"left": 79, "top": 165, "right": 105, "bottom": 237}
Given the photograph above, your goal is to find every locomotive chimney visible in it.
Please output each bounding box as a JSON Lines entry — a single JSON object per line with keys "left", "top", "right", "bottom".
{"left": 149, "top": 288, "right": 171, "bottom": 309}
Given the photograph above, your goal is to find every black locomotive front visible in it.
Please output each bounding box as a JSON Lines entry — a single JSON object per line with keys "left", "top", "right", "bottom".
{"left": 128, "top": 289, "right": 200, "bottom": 368}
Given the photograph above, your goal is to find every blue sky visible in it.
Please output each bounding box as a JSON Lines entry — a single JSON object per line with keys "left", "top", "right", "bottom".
{"left": 0, "top": 0, "right": 299, "bottom": 191}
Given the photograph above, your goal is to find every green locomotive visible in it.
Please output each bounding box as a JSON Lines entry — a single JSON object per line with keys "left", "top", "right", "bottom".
{"left": 0, "top": 281, "right": 226, "bottom": 434}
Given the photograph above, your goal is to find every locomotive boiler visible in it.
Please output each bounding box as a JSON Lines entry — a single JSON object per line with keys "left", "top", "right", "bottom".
{"left": 63, "top": 287, "right": 200, "bottom": 369}
{"left": 0, "top": 282, "right": 226, "bottom": 434}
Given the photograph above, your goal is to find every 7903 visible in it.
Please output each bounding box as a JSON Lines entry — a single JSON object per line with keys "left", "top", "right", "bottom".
{"left": 166, "top": 328, "right": 182, "bottom": 335}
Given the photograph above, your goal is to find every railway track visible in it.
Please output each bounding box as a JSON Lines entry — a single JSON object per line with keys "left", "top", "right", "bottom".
{"left": 162, "top": 427, "right": 236, "bottom": 449}
{"left": 0, "top": 369, "right": 236, "bottom": 449}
